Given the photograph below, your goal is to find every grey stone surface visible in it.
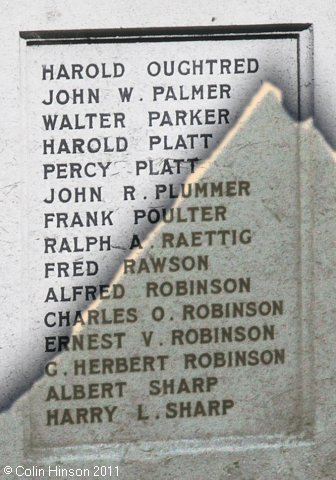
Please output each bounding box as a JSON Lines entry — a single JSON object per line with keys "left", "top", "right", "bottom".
{"left": 0, "top": 2, "right": 336, "bottom": 479}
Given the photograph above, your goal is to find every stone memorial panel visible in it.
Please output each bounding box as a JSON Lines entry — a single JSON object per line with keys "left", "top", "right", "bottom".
{"left": 1, "top": 14, "right": 336, "bottom": 480}
{"left": 18, "top": 28, "right": 313, "bottom": 451}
